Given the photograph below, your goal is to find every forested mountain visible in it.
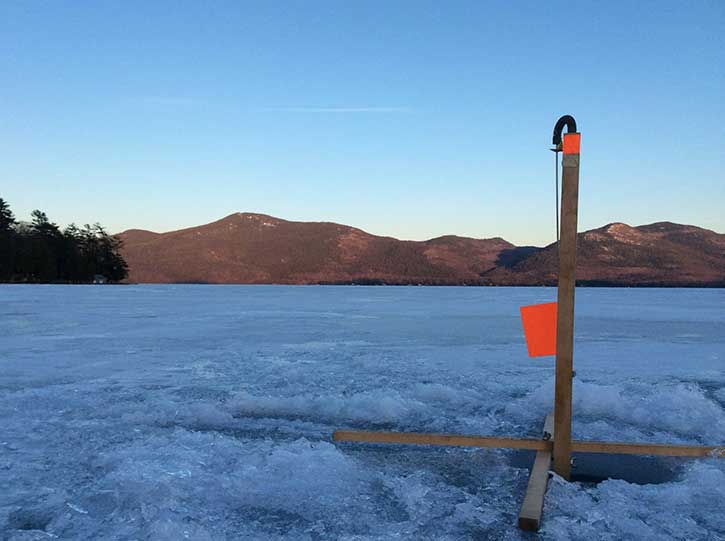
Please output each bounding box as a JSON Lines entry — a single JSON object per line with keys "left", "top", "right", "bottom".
{"left": 118, "top": 213, "right": 725, "bottom": 287}
{"left": 483, "top": 222, "right": 725, "bottom": 286}
{"left": 119, "top": 212, "right": 510, "bottom": 285}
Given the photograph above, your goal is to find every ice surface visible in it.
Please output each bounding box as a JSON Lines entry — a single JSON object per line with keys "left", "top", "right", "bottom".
{"left": 1, "top": 285, "right": 724, "bottom": 540}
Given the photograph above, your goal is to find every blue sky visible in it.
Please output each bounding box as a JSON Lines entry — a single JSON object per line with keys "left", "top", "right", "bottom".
{"left": 1, "top": 1, "right": 723, "bottom": 246}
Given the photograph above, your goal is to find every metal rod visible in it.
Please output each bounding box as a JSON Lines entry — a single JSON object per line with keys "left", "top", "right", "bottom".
{"left": 555, "top": 151, "right": 560, "bottom": 244}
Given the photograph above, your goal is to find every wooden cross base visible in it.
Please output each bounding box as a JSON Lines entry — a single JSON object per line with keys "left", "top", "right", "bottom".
{"left": 332, "top": 415, "right": 724, "bottom": 531}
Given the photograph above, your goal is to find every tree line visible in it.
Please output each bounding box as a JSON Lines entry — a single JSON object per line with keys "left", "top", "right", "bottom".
{"left": 0, "top": 198, "right": 128, "bottom": 283}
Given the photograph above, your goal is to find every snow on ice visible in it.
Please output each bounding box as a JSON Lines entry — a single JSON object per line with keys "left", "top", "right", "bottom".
{"left": 1, "top": 285, "right": 724, "bottom": 539}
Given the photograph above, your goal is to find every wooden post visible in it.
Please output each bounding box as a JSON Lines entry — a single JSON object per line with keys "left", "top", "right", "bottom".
{"left": 553, "top": 132, "right": 581, "bottom": 480}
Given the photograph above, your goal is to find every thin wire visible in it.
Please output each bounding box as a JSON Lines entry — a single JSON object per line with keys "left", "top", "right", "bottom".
{"left": 555, "top": 151, "right": 560, "bottom": 244}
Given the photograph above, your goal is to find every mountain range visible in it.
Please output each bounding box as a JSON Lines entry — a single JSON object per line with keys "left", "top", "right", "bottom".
{"left": 118, "top": 213, "right": 725, "bottom": 287}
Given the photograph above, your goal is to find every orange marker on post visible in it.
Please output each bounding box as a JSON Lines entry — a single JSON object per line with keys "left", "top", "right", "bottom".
{"left": 562, "top": 133, "right": 580, "bottom": 155}
{"left": 520, "top": 302, "right": 557, "bottom": 357}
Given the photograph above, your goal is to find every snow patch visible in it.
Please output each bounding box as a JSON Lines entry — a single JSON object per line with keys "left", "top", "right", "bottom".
{"left": 229, "top": 389, "right": 424, "bottom": 425}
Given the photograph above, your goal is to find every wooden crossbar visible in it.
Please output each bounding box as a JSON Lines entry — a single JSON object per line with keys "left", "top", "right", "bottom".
{"left": 332, "top": 430, "right": 549, "bottom": 450}
{"left": 518, "top": 413, "right": 554, "bottom": 531}
{"left": 571, "top": 440, "right": 725, "bottom": 457}
{"left": 332, "top": 429, "right": 724, "bottom": 458}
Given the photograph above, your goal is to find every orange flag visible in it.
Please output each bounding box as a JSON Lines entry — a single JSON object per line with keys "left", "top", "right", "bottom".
{"left": 520, "top": 302, "right": 557, "bottom": 357}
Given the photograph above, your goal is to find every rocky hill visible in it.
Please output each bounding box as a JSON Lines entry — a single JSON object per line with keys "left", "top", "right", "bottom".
{"left": 117, "top": 215, "right": 725, "bottom": 286}
{"left": 482, "top": 222, "right": 725, "bottom": 286}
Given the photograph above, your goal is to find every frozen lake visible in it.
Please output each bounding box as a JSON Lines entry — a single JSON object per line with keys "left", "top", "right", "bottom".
{"left": 1, "top": 285, "right": 724, "bottom": 540}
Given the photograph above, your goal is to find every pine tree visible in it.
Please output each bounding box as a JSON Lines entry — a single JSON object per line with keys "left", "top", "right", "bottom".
{"left": 0, "top": 198, "right": 17, "bottom": 280}
{"left": 0, "top": 198, "right": 15, "bottom": 232}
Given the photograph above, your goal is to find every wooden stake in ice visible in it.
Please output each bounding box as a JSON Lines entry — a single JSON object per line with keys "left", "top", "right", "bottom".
{"left": 331, "top": 115, "right": 725, "bottom": 532}
{"left": 553, "top": 129, "right": 580, "bottom": 480}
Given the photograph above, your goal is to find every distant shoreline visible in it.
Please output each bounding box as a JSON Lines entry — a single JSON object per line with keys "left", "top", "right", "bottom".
{"left": 5, "top": 281, "right": 721, "bottom": 288}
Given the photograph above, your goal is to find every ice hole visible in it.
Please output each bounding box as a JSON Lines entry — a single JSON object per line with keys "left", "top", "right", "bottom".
{"left": 509, "top": 450, "right": 682, "bottom": 485}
